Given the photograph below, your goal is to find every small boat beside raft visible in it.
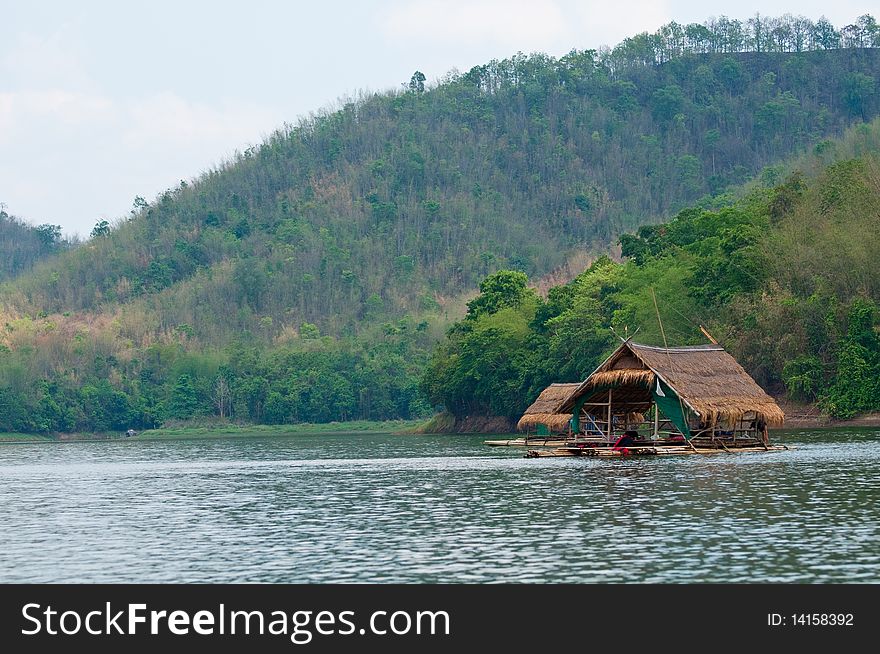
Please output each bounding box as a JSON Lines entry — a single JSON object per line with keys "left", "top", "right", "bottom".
{"left": 495, "top": 339, "right": 789, "bottom": 460}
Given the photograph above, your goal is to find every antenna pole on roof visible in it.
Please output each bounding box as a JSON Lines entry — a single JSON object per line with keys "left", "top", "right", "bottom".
{"left": 651, "top": 286, "right": 673, "bottom": 380}
{"left": 610, "top": 325, "right": 640, "bottom": 344}
{"left": 699, "top": 325, "right": 719, "bottom": 345}
{"left": 650, "top": 287, "right": 669, "bottom": 352}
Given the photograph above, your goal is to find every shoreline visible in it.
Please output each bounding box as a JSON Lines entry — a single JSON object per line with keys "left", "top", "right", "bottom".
{"left": 778, "top": 416, "right": 880, "bottom": 429}
{"left": 3, "top": 407, "right": 880, "bottom": 443}
{"left": 0, "top": 419, "right": 427, "bottom": 444}
{"left": 773, "top": 400, "right": 880, "bottom": 429}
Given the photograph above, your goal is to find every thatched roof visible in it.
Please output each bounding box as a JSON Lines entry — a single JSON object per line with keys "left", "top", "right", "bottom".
{"left": 558, "top": 342, "right": 785, "bottom": 427}
{"left": 516, "top": 383, "right": 579, "bottom": 432}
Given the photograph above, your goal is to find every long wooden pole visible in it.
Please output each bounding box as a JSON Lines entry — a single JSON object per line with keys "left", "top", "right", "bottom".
{"left": 653, "top": 404, "right": 659, "bottom": 438}
{"left": 699, "top": 325, "right": 719, "bottom": 344}
{"left": 607, "top": 389, "right": 613, "bottom": 443}
{"left": 650, "top": 286, "right": 698, "bottom": 452}
{"left": 651, "top": 287, "right": 670, "bottom": 353}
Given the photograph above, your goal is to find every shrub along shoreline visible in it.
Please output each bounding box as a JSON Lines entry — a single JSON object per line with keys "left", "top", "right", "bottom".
{"left": 0, "top": 419, "right": 426, "bottom": 443}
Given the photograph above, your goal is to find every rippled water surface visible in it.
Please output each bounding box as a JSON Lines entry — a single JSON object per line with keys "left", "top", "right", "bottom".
{"left": 1, "top": 430, "right": 878, "bottom": 583}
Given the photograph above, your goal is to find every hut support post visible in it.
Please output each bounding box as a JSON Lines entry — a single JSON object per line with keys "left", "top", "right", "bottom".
{"left": 653, "top": 404, "right": 659, "bottom": 439}
{"left": 607, "top": 390, "right": 612, "bottom": 443}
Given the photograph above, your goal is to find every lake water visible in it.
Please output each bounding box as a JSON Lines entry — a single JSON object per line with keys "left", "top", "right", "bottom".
{"left": 0, "top": 429, "right": 877, "bottom": 583}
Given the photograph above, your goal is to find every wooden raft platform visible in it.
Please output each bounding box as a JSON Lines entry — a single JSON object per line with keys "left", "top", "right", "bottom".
{"left": 524, "top": 444, "right": 790, "bottom": 458}
{"left": 485, "top": 437, "right": 575, "bottom": 447}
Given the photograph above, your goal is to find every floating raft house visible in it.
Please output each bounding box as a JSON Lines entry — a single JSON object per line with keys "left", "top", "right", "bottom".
{"left": 498, "top": 340, "right": 786, "bottom": 456}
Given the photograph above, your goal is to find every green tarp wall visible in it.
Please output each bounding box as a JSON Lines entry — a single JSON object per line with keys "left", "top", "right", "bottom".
{"left": 651, "top": 377, "right": 691, "bottom": 438}
{"left": 569, "top": 377, "right": 693, "bottom": 439}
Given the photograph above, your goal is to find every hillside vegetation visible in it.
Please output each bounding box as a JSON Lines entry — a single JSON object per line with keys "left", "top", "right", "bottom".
{"left": 0, "top": 210, "right": 73, "bottom": 282}
{"left": 1, "top": 14, "right": 880, "bottom": 432}
{"left": 8, "top": 31, "right": 880, "bottom": 340}
{"left": 423, "top": 120, "right": 880, "bottom": 423}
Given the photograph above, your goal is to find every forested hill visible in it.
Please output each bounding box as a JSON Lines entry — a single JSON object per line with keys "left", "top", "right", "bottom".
{"left": 2, "top": 15, "right": 880, "bottom": 433}
{"left": 0, "top": 210, "right": 72, "bottom": 282}
{"left": 6, "top": 26, "right": 880, "bottom": 346}
{"left": 423, "top": 120, "right": 880, "bottom": 425}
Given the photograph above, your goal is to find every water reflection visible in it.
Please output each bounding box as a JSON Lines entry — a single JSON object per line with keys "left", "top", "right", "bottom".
{"left": 0, "top": 430, "right": 877, "bottom": 583}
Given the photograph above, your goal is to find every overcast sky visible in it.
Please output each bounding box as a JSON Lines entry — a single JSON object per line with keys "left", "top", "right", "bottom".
{"left": 1, "top": 0, "right": 874, "bottom": 236}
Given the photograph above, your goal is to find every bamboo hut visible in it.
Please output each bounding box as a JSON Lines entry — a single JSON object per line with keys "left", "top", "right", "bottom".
{"left": 516, "top": 383, "right": 580, "bottom": 435}
{"left": 555, "top": 341, "right": 785, "bottom": 448}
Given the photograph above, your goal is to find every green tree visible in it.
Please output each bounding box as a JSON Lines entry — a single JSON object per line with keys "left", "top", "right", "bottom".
{"left": 650, "top": 85, "right": 685, "bottom": 121}
{"left": 169, "top": 374, "right": 200, "bottom": 419}
{"left": 409, "top": 70, "right": 426, "bottom": 93}
{"left": 80, "top": 382, "right": 132, "bottom": 431}
{"left": 90, "top": 220, "right": 111, "bottom": 239}
{"left": 465, "top": 270, "right": 533, "bottom": 320}
{"left": 35, "top": 224, "right": 63, "bottom": 252}
{"left": 782, "top": 356, "right": 824, "bottom": 401}
{"left": 842, "top": 73, "right": 876, "bottom": 119}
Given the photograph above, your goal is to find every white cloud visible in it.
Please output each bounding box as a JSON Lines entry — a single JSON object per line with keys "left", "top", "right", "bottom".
{"left": 382, "top": 0, "right": 572, "bottom": 49}
{"left": 0, "top": 87, "right": 281, "bottom": 234}
{"left": 1, "top": 26, "right": 93, "bottom": 90}
{"left": 0, "top": 19, "right": 281, "bottom": 233}
{"left": 0, "top": 90, "right": 115, "bottom": 142}
{"left": 123, "top": 92, "right": 278, "bottom": 154}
